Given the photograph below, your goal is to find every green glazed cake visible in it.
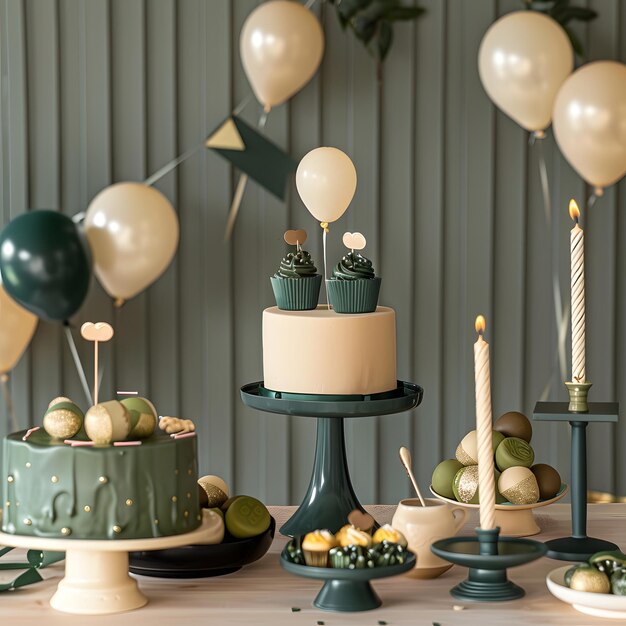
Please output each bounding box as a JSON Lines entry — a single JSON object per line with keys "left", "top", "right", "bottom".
{"left": 2, "top": 428, "right": 200, "bottom": 540}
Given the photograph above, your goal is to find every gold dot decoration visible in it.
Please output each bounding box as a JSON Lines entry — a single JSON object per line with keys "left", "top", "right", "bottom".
{"left": 184, "top": 510, "right": 189, "bottom": 518}
{"left": 197, "top": 514, "right": 201, "bottom": 521}
{"left": 84, "top": 505, "right": 91, "bottom": 513}
{"left": 23, "top": 518, "right": 32, "bottom": 526}
{"left": 113, "top": 525, "right": 122, "bottom": 534}
{"left": 51, "top": 476, "right": 59, "bottom": 484}
{"left": 61, "top": 527, "right": 71, "bottom": 536}
{"left": 125, "top": 499, "right": 133, "bottom": 507}
{"left": 186, "top": 492, "right": 191, "bottom": 499}
{"left": 174, "top": 469, "right": 179, "bottom": 475}
{"left": 25, "top": 462, "right": 31, "bottom": 468}
{"left": 7, "top": 475, "right": 14, "bottom": 483}
{"left": 171, "top": 496, "right": 178, "bottom": 503}
{"left": 187, "top": 469, "right": 193, "bottom": 476}
{"left": 98, "top": 476, "right": 108, "bottom": 484}
{"left": 5, "top": 501, "right": 9, "bottom": 508}
{"left": 154, "top": 519, "right": 159, "bottom": 525}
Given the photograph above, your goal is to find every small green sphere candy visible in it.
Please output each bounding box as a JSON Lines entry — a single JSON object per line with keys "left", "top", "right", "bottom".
{"left": 495, "top": 437, "right": 534, "bottom": 471}
{"left": 43, "top": 398, "right": 84, "bottom": 439}
{"left": 432, "top": 459, "right": 463, "bottom": 499}
{"left": 225, "top": 495, "right": 271, "bottom": 539}
{"left": 455, "top": 430, "right": 505, "bottom": 466}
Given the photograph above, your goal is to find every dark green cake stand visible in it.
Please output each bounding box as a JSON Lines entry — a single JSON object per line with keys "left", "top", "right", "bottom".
{"left": 280, "top": 550, "right": 417, "bottom": 611}
{"left": 532, "top": 401, "right": 620, "bottom": 561}
{"left": 431, "top": 528, "right": 547, "bottom": 601}
{"left": 240, "top": 381, "right": 423, "bottom": 537}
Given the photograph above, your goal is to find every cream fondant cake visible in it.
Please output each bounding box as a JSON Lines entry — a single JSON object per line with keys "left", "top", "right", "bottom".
{"left": 263, "top": 305, "right": 397, "bottom": 396}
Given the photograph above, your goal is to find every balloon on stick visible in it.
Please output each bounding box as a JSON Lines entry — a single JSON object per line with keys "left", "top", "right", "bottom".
{"left": 0, "top": 210, "right": 92, "bottom": 321}
{"left": 478, "top": 11, "right": 573, "bottom": 133}
{"left": 296, "top": 147, "right": 357, "bottom": 304}
{"left": 553, "top": 60, "right": 626, "bottom": 194}
{"left": 240, "top": 0, "right": 324, "bottom": 113}
{"left": 85, "top": 182, "right": 179, "bottom": 306}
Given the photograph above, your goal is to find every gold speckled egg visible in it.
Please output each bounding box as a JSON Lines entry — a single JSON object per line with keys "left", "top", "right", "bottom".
{"left": 498, "top": 466, "right": 539, "bottom": 504}
{"left": 43, "top": 399, "right": 84, "bottom": 439}
{"left": 197, "top": 475, "right": 229, "bottom": 508}
{"left": 84, "top": 401, "right": 131, "bottom": 444}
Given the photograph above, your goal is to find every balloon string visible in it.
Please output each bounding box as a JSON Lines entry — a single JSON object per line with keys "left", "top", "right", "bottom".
{"left": 322, "top": 224, "right": 330, "bottom": 308}
{"left": 143, "top": 95, "right": 254, "bottom": 189}
{"left": 0, "top": 373, "right": 17, "bottom": 434}
{"left": 63, "top": 323, "right": 93, "bottom": 406}
{"left": 223, "top": 109, "right": 269, "bottom": 241}
{"left": 533, "top": 134, "right": 570, "bottom": 401}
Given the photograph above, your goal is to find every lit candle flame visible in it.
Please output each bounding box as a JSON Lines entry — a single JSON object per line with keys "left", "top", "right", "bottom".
{"left": 569, "top": 199, "right": 580, "bottom": 223}
{"left": 475, "top": 315, "right": 486, "bottom": 336}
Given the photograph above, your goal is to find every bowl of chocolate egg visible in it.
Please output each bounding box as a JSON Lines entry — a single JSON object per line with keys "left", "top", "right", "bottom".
{"left": 129, "top": 475, "right": 275, "bottom": 578}
{"left": 430, "top": 411, "right": 568, "bottom": 537}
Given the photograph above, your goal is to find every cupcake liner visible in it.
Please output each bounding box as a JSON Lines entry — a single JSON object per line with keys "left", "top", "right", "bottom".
{"left": 326, "top": 277, "right": 382, "bottom": 314}
{"left": 270, "top": 274, "right": 321, "bottom": 311}
{"left": 303, "top": 549, "right": 329, "bottom": 567}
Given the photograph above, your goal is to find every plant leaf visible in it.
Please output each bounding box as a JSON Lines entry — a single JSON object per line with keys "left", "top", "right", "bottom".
{"left": 385, "top": 6, "right": 425, "bottom": 21}
{"left": 353, "top": 15, "right": 377, "bottom": 44}
{"left": 563, "top": 24, "right": 584, "bottom": 56}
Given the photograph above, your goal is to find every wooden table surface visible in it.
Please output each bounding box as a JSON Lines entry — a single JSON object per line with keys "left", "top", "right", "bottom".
{"left": 1, "top": 503, "right": 625, "bottom": 624}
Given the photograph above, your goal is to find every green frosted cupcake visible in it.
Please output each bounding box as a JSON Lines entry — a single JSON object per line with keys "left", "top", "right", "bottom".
{"left": 270, "top": 248, "right": 322, "bottom": 311}
{"left": 326, "top": 251, "right": 381, "bottom": 314}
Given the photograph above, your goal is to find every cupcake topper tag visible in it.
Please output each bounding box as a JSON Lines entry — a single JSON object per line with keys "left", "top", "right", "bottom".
{"left": 284, "top": 229, "right": 307, "bottom": 252}
{"left": 81, "top": 322, "right": 114, "bottom": 405}
{"left": 342, "top": 232, "right": 367, "bottom": 254}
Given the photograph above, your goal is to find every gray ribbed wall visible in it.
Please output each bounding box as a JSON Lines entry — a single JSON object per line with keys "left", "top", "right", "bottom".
{"left": 1, "top": 0, "right": 625, "bottom": 505}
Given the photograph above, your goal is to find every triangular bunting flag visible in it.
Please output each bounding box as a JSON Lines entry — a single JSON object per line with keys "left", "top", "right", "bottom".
{"left": 205, "top": 118, "right": 246, "bottom": 151}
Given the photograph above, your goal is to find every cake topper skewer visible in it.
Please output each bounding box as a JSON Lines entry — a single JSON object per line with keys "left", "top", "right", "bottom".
{"left": 399, "top": 446, "right": 426, "bottom": 507}
{"left": 80, "top": 322, "right": 114, "bottom": 405}
{"left": 284, "top": 229, "right": 307, "bottom": 252}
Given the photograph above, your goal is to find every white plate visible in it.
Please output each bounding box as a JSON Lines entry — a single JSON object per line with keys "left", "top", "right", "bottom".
{"left": 547, "top": 565, "right": 626, "bottom": 620}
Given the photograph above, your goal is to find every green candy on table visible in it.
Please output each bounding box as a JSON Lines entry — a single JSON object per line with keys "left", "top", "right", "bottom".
{"left": 285, "top": 539, "right": 306, "bottom": 565}
{"left": 611, "top": 569, "right": 626, "bottom": 595}
{"left": 589, "top": 550, "right": 626, "bottom": 576}
{"left": 567, "top": 564, "right": 610, "bottom": 593}
{"left": 225, "top": 495, "right": 271, "bottom": 539}
{"left": 495, "top": 436, "right": 535, "bottom": 471}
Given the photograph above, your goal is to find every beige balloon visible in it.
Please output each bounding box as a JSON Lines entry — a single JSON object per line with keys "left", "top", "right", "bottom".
{"left": 0, "top": 278, "right": 37, "bottom": 374}
{"left": 296, "top": 147, "right": 357, "bottom": 224}
{"left": 240, "top": 0, "right": 324, "bottom": 112}
{"left": 478, "top": 11, "right": 573, "bottom": 132}
{"left": 85, "top": 182, "right": 179, "bottom": 303}
{"left": 553, "top": 61, "right": 626, "bottom": 190}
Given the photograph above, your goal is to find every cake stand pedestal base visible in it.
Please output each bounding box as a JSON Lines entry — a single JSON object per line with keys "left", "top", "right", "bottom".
{"left": 314, "top": 579, "right": 381, "bottom": 612}
{"left": 0, "top": 509, "right": 223, "bottom": 614}
{"left": 451, "top": 569, "right": 524, "bottom": 602}
{"left": 281, "top": 417, "right": 367, "bottom": 537}
{"left": 51, "top": 550, "right": 145, "bottom": 614}
{"left": 544, "top": 536, "right": 619, "bottom": 562}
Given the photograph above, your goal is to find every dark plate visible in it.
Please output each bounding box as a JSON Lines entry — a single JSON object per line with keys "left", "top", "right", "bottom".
{"left": 129, "top": 517, "right": 275, "bottom": 578}
{"left": 241, "top": 380, "right": 423, "bottom": 418}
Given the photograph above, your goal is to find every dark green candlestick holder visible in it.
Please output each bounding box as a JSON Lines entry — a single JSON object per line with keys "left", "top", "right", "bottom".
{"left": 240, "top": 381, "right": 423, "bottom": 537}
{"left": 533, "top": 386, "right": 619, "bottom": 562}
{"left": 431, "top": 527, "right": 547, "bottom": 601}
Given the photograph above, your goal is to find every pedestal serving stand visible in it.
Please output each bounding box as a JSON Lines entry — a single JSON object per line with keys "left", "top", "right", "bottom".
{"left": 0, "top": 509, "right": 223, "bottom": 614}
{"left": 431, "top": 527, "right": 547, "bottom": 601}
{"left": 532, "top": 401, "right": 619, "bottom": 561}
{"left": 241, "top": 381, "right": 423, "bottom": 536}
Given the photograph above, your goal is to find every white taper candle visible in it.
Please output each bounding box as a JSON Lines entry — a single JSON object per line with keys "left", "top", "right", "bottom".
{"left": 569, "top": 200, "right": 585, "bottom": 383}
{"left": 474, "top": 315, "right": 496, "bottom": 530}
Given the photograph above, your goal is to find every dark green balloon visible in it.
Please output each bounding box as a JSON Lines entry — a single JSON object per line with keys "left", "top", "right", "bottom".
{"left": 0, "top": 210, "right": 91, "bottom": 321}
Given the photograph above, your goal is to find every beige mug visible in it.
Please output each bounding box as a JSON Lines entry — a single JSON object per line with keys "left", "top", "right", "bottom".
{"left": 392, "top": 497, "right": 467, "bottom": 579}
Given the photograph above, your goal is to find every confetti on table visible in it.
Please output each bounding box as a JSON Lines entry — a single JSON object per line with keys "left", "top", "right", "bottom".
{"left": 290, "top": 607, "right": 301, "bottom": 612}
{"left": 453, "top": 604, "right": 466, "bottom": 611}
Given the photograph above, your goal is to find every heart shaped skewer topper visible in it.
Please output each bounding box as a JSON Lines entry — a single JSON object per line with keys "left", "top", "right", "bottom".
{"left": 284, "top": 229, "right": 307, "bottom": 250}
{"left": 342, "top": 231, "right": 367, "bottom": 252}
{"left": 81, "top": 322, "right": 114, "bottom": 405}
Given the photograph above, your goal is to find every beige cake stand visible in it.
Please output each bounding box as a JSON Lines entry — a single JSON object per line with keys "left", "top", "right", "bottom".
{"left": 430, "top": 484, "right": 569, "bottom": 537}
{"left": 0, "top": 509, "right": 223, "bottom": 615}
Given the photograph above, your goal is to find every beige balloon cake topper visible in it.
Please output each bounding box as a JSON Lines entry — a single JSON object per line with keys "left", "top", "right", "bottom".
{"left": 343, "top": 232, "right": 366, "bottom": 252}
{"left": 81, "top": 322, "right": 114, "bottom": 405}
{"left": 284, "top": 229, "right": 307, "bottom": 250}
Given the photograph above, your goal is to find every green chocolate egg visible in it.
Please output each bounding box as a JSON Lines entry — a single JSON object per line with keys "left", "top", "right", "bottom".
{"left": 43, "top": 399, "right": 84, "bottom": 439}
{"left": 120, "top": 397, "right": 157, "bottom": 439}
{"left": 225, "top": 495, "right": 270, "bottom": 539}
{"left": 495, "top": 437, "right": 534, "bottom": 471}
{"left": 432, "top": 459, "right": 464, "bottom": 499}
{"left": 455, "top": 430, "right": 505, "bottom": 466}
